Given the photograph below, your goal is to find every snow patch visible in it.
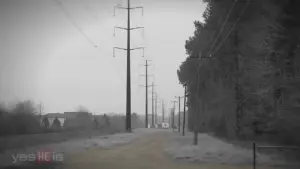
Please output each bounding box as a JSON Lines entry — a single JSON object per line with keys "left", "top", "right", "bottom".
{"left": 165, "top": 132, "right": 292, "bottom": 166}
{"left": 0, "top": 128, "right": 157, "bottom": 167}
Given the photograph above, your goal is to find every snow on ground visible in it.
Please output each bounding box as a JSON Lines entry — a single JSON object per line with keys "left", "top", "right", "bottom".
{"left": 0, "top": 128, "right": 157, "bottom": 167}
{"left": 164, "top": 132, "right": 298, "bottom": 167}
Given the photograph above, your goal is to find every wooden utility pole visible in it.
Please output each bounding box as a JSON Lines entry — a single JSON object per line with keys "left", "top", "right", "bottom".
{"left": 162, "top": 100, "right": 165, "bottom": 122}
{"left": 171, "top": 100, "right": 177, "bottom": 131}
{"left": 187, "top": 54, "right": 202, "bottom": 144}
{"left": 113, "top": 0, "right": 144, "bottom": 132}
{"left": 182, "top": 83, "right": 187, "bottom": 136}
{"left": 155, "top": 93, "right": 158, "bottom": 125}
{"left": 151, "top": 82, "right": 155, "bottom": 127}
{"left": 140, "top": 60, "right": 153, "bottom": 128}
{"left": 175, "top": 96, "right": 183, "bottom": 133}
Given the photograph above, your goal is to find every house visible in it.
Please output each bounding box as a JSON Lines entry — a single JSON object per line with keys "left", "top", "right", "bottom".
{"left": 64, "top": 112, "right": 93, "bottom": 119}
{"left": 44, "top": 113, "right": 66, "bottom": 127}
{"left": 63, "top": 112, "right": 93, "bottom": 129}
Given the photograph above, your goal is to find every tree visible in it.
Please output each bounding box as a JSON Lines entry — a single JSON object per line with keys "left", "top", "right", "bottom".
{"left": 178, "top": 0, "right": 300, "bottom": 146}
{"left": 103, "top": 114, "right": 110, "bottom": 127}
{"left": 11, "top": 100, "right": 42, "bottom": 135}
{"left": 75, "top": 112, "right": 93, "bottom": 130}
{"left": 52, "top": 117, "right": 61, "bottom": 131}
{"left": 13, "top": 100, "right": 37, "bottom": 115}
{"left": 76, "top": 105, "right": 89, "bottom": 113}
{"left": 93, "top": 118, "right": 99, "bottom": 129}
{"left": 42, "top": 116, "right": 50, "bottom": 129}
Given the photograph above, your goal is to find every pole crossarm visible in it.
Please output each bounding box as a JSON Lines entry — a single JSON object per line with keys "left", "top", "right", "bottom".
{"left": 130, "top": 26, "right": 144, "bottom": 30}
{"left": 140, "top": 84, "right": 154, "bottom": 87}
{"left": 113, "top": 47, "right": 145, "bottom": 57}
{"left": 114, "top": 26, "right": 143, "bottom": 36}
{"left": 129, "top": 6, "right": 144, "bottom": 16}
{"left": 130, "top": 6, "right": 143, "bottom": 10}
{"left": 113, "top": 47, "right": 126, "bottom": 57}
{"left": 114, "top": 6, "right": 128, "bottom": 16}
{"left": 114, "top": 26, "right": 127, "bottom": 36}
{"left": 115, "top": 26, "right": 127, "bottom": 30}
{"left": 114, "top": 47, "right": 127, "bottom": 50}
{"left": 114, "top": 6, "right": 143, "bottom": 16}
{"left": 130, "top": 47, "right": 145, "bottom": 51}
{"left": 130, "top": 47, "right": 145, "bottom": 57}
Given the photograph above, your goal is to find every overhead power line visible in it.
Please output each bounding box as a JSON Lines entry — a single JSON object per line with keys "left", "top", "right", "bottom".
{"left": 210, "top": 0, "right": 251, "bottom": 56}
{"left": 52, "top": 0, "right": 98, "bottom": 48}
{"left": 207, "top": 0, "right": 238, "bottom": 57}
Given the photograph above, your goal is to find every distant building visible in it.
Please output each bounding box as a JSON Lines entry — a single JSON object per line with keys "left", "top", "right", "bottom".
{"left": 64, "top": 112, "right": 92, "bottom": 119}
{"left": 63, "top": 112, "right": 93, "bottom": 129}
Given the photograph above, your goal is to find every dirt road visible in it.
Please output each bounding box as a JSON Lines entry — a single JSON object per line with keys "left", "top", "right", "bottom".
{"left": 63, "top": 131, "right": 284, "bottom": 169}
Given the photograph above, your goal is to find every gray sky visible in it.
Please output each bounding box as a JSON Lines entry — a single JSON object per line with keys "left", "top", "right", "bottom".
{"left": 0, "top": 0, "right": 206, "bottom": 115}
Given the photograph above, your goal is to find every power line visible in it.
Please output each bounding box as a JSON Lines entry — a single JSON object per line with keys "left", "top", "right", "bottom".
{"left": 210, "top": 0, "right": 251, "bottom": 56}
{"left": 207, "top": 0, "right": 238, "bottom": 57}
{"left": 52, "top": 0, "right": 98, "bottom": 47}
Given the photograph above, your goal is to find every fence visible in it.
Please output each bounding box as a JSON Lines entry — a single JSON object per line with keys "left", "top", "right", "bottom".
{"left": 253, "top": 142, "right": 300, "bottom": 169}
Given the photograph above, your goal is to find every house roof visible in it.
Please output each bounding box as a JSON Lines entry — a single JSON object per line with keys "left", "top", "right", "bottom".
{"left": 45, "top": 113, "right": 65, "bottom": 118}
{"left": 64, "top": 112, "right": 92, "bottom": 119}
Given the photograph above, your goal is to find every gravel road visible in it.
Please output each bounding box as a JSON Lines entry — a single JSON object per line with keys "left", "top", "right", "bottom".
{"left": 64, "top": 130, "right": 290, "bottom": 169}
{"left": 1, "top": 129, "right": 298, "bottom": 169}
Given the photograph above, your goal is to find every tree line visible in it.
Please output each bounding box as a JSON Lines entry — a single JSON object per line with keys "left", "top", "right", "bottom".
{"left": 0, "top": 100, "right": 144, "bottom": 136}
{"left": 177, "top": 0, "right": 300, "bottom": 146}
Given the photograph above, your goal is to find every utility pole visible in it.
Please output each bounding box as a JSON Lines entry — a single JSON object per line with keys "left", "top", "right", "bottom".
{"left": 187, "top": 53, "right": 206, "bottom": 144}
{"left": 155, "top": 93, "right": 158, "bottom": 125}
{"left": 168, "top": 109, "right": 171, "bottom": 126}
{"left": 171, "top": 100, "right": 177, "bottom": 131}
{"left": 113, "top": 0, "right": 144, "bottom": 132}
{"left": 162, "top": 100, "right": 165, "bottom": 123}
{"left": 182, "top": 83, "right": 187, "bottom": 136}
{"left": 140, "top": 60, "right": 153, "bottom": 128}
{"left": 175, "top": 96, "right": 183, "bottom": 133}
{"left": 151, "top": 82, "right": 155, "bottom": 127}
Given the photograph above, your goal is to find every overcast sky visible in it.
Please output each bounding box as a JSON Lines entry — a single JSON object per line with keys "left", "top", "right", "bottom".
{"left": 0, "top": 0, "right": 206, "bottom": 115}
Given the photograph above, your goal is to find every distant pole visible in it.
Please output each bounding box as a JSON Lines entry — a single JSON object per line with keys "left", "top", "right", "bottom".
{"left": 162, "top": 100, "right": 165, "bottom": 122}
{"left": 155, "top": 93, "right": 158, "bottom": 125}
{"left": 140, "top": 60, "right": 152, "bottom": 128}
{"left": 169, "top": 110, "right": 171, "bottom": 126}
{"left": 182, "top": 83, "right": 187, "bottom": 136}
{"left": 145, "top": 60, "right": 148, "bottom": 128}
{"left": 171, "top": 100, "right": 177, "bottom": 131}
{"left": 175, "top": 96, "right": 183, "bottom": 133}
{"left": 151, "top": 82, "right": 155, "bottom": 127}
